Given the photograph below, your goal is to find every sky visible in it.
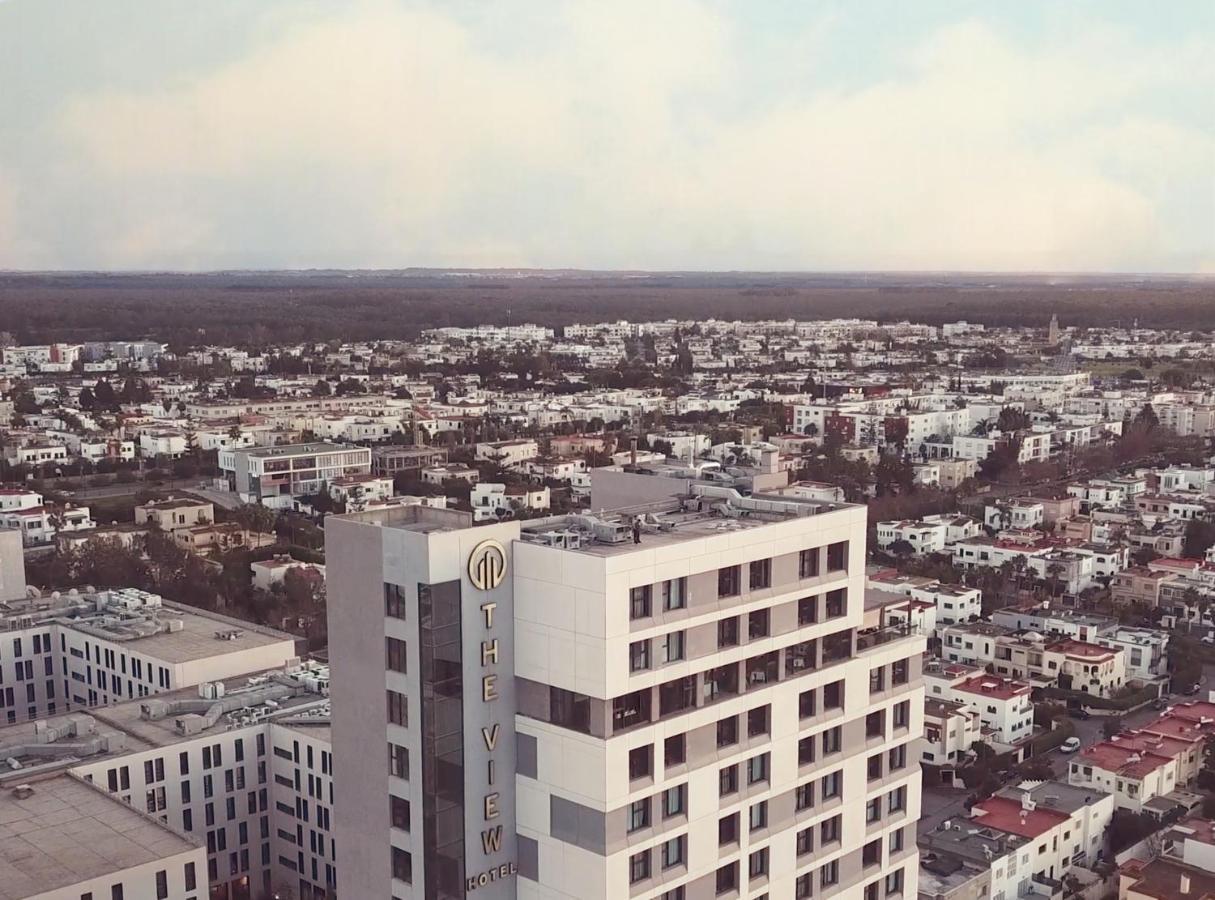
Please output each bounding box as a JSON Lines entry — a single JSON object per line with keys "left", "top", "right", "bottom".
{"left": 0, "top": 0, "right": 1211, "bottom": 272}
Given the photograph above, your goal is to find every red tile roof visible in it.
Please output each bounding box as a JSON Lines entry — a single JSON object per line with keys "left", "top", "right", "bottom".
{"left": 971, "top": 796, "right": 1069, "bottom": 838}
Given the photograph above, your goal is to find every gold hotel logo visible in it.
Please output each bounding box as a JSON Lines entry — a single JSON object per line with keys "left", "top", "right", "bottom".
{"left": 468, "top": 539, "right": 507, "bottom": 591}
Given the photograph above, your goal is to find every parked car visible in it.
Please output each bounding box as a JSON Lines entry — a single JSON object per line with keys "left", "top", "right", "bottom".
{"left": 1068, "top": 708, "right": 1092, "bottom": 720}
{"left": 1184, "top": 684, "right": 1201, "bottom": 696}
{"left": 1153, "top": 697, "right": 1169, "bottom": 710}
{"left": 1061, "top": 737, "right": 1081, "bottom": 753}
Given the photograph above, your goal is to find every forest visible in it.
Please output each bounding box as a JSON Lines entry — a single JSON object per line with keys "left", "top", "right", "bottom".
{"left": 1, "top": 270, "right": 1213, "bottom": 345}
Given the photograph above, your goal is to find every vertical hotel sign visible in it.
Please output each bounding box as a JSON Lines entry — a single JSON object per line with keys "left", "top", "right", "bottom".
{"left": 466, "top": 539, "right": 517, "bottom": 892}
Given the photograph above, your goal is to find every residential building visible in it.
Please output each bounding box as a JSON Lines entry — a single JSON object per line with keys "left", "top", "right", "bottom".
{"left": 135, "top": 497, "right": 215, "bottom": 533}
{"left": 326, "top": 480, "right": 926, "bottom": 900}
{"left": 219, "top": 443, "right": 372, "bottom": 509}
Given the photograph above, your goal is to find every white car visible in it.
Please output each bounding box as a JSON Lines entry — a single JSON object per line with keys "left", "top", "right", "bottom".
{"left": 1061, "top": 737, "right": 1081, "bottom": 753}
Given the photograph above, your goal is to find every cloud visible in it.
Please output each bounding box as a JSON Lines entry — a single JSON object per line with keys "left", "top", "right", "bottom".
{"left": 4, "top": 1, "right": 1211, "bottom": 270}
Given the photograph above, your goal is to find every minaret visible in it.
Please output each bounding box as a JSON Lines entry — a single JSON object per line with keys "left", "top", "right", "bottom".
{"left": 1048, "top": 314, "right": 1060, "bottom": 346}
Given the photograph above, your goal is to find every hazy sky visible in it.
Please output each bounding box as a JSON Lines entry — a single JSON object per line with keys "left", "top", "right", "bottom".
{"left": 0, "top": 0, "right": 1211, "bottom": 272}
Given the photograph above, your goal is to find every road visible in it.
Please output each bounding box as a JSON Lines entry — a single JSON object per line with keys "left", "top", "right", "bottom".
{"left": 57, "top": 478, "right": 207, "bottom": 502}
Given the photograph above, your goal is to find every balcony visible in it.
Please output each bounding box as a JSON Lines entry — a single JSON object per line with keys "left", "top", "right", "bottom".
{"left": 857, "top": 622, "right": 914, "bottom": 653}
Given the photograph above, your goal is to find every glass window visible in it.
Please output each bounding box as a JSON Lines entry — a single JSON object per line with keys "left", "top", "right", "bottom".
{"left": 799, "top": 688, "right": 816, "bottom": 719}
{"left": 662, "top": 579, "right": 686, "bottom": 611}
{"left": 661, "top": 835, "right": 686, "bottom": 869}
{"left": 716, "top": 862, "right": 738, "bottom": 895}
{"left": 747, "top": 753, "right": 769, "bottom": 785}
{"left": 748, "top": 609, "right": 770, "bottom": 640}
{"left": 893, "top": 657, "right": 910, "bottom": 685}
{"left": 798, "top": 595, "right": 818, "bottom": 625}
{"left": 719, "top": 765, "right": 738, "bottom": 797}
{"left": 747, "top": 705, "right": 770, "bottom": 738}
{"left": 630, "top": 585, "right": 653, "bottom": 619}
{"left": 385, "top": 584, "right": 407, "bottom": 619}
{"left": 628, "top": 745, "right": 653, "bottom": 781}
{"left": 627, "top": 798, "right": 651, "bottom": 833}
{"left": 629, "top": 640, "right": 651, "bottom": 672}
{"left": 748, "top": 847, "right": 769, "bottom": 879}
{"left": 823, "top": 680, "right": 844, "bottom": 709}
{"left": 821, "top": 814, "right": 841, "bottom": 843}
{"left": 386, "top": 637, "right": 407, "bottom": 674}
{"left": 665, "top": 733, "right": 686, "bottom": 768}
{"left": 717, "top": 716, "right": 739, "bottom": 748}
{"left": 749, "top": 559, "right": 771, "bottom": 590}
{"left": 748, "top": 800, "right": 768, "bottom": 832}
{"left": 718, "top": 812, "right": 739, "bottom": 845}
{"left": 717, "top": 617, "right": 739, "bottom": 648}
{"left": 663, "top": 631, "right": 686, "bottom": 663}
{"left": 718, "top": 566, "right": 741, "bottom": 598}
{"left": 386, "top": 690, "right": 407, "bottom": 727}
{"left": 629, "top": 849, "right": 651, "bottom": 884}
{"left": 826, "top": 542, "right": 847, "bottom": 572}
{"left": 825, "top": 589, "right": 847, "bottom": 618}
{"left": 663, "top": 784, "right": 686, "bottom": 818}
{"left": 799, "top": 548, "right": 820, "bottom": 579}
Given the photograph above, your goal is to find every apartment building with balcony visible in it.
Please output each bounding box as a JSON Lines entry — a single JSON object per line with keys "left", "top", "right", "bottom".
{"left": 219, "top": 442, "right": 372, "bottom": 509}
{"left": 327, "top": 475, "right": 926, "bottom": 900}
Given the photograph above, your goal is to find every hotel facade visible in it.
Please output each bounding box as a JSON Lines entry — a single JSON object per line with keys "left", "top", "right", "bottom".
{"left": 328, "top": 477, "right": 926, "bottom": 900}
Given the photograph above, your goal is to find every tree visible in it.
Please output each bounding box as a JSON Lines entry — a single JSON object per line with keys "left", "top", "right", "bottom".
{"left": 1183, "top": 519, "right": 1215, "bottom": 561}
{"left": 1134, "top": 403, "right": 1159, "bottom": 430}
{"left": 1102, "top": 716, "right": 1125, "bottom": 739}
{"left": 888, "top": 539, "right": 915, "bottom": 560}
{"left": 312, "top": 379, "right": 332, "bottom": 396}
{"left": 78, "top": 387, "right": 96, "bottom": 410}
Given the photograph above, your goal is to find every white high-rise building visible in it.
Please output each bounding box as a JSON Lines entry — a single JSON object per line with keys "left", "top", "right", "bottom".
{"left": 327, "top": 471, "right": 926, "bottom": 899}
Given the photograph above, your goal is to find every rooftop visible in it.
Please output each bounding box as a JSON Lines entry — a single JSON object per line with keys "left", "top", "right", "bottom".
{"left": 0, "top": 773, "right": 200, "bottom": 900}
{"left": 1120, "top": 855, "right": 1215, "bottom": 900}
{"left": 970, "top": 795, "right": 1070, "bottom": 838}
{"left": 239, "top": 442, "right": 361, "bottom": 458}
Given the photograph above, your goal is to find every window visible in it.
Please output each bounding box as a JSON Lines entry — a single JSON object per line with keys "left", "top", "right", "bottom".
{"left": 111, "top": 887, "right": 124, "bottom": 900}
{"left": 385, "top": 583, "right": 407, "bottom": 619}
{"left": 386, "top": 690, "right": 407, "bottom": 727}
{"left": 797, "top": 825, "right": 814, "bottom": 856}
{"left": 868, "top": 754, "right": 883, "bottom": 781}
{"left": 748, "top": 800, "right": 767, "bottom": 832}
{"left": 863, "top": 839, "right": 882, "bottom": 867}
{"left": 627, "top": 798, "right": 651, "bottom": 833}
{"left": 866, "top": 797, "right": 881, "bottom": 823}
{"left": 822, "top": 629, "right": 851, "bottom": 662}
{"left": 826, "top": 542, "right": 847, "bottom": 571}
{"left": 551, "top": 686, "right": 593, "bottom": 734}
{"left": 799, "top": 689, "right": 817, "bottom": 719}
{"left": 386, "top": 637, "right": 407, "bottom": 674}
{"left": 889, "top": 744, "right": 907, "bottom": 771}
{"left": 746, "top": 753, "right": 769, "bottom": 785}
{"left": 629, "top": 640, "right": 651, "bottom": 672}
{"left": 866, "top": 710, "right": 885, "bottom": 738}
{"left": 613, "top": 690, "right": 652, "bottom": 732}
{"left": 391, "top": 847, "right": 412, "bottom": 883}
{"left": 663, "top": 631, "right": 686, "bottom": 663}
{"left": 886, "top": 867, "right": 904, "bottom": 896}
{"left": 719, "top": 812, "right": 740, "bottom": 845}
{"left": 869, "top": 667, "right": 885, "bottom": 694}
{"left": 663, "top": 784, "right": 687, "bottom": 818}
{"left": 663, "top": 888, "right": 686, "bottom": 900}
{"left": 390, "top": 795, "right": 410, "bottom": 831}
{"left": 889, "top": 828, "right": 904, "bottom": 854}
{"left": 719, "top": 765, "right": 738, "bottom": 797}
{"left": 798, "top": 595, "right": 818, "bottom": 625}
{"left": 717, "top": 716, "right": 739, "bottom": 748}
{"left": 628, "top": 745, "right": 653, "bottom": 781}
{"left": 388, "top": 743, "right": 409, "bottom": 779}
{"left": 629, "top": 849, "right": 652, "bottom": 884}
{"left": 748, "top": 609, "right": 770, "bottom": 640}
{"left": 823, "top": 680, "right": 844, "bottom": 709}
{"left": 718, "top": 566, "right": 741, "bottom": 598}
{"left": 821, "top": 814, "right": 841, "bottom": 843}
{"left": 795, "top": 782, "right": 814, "bottom": 811}
{"left": 661, "top": 835, "right": 686, "bottom": 869}
{"left": 749, "top": 559, "right": 771, "bottom": 590}
{"left": 184, "top": 861, "right": 197, "bottom": 891}
{"left": 799, "top": 548, "right": 820, "bottom": 579}
{"left": 825, "top": 589, "right": 846, "bottom": 618}
{"left": 155, "top": 870, "right": 168, "bottom": 899}
{"left": 889, "top": 786, "right": 907, "bottom": 814}
{"left": 866, "top": 882, "right": 880, "bottom": 900}
{"left": 821, "top": 770, "right": 842, "bottom": 800}
{"left": 717, "top": 617, "right": 739, "bottom": 648}
{"left": 659, "top": 676, "right": 695, "bottom": 715}
{"left": 798, "top": 736, "right": 816, "bottom": 766}
{"left": 630, "top": 585, "right": 652, "bottom": 620}
{"left": 892, "top": 657, "right": 909, "bottom": 685}
{"left": 665, "top": 733, "right": 686, "bottom": 768}
{"left": 796, "top": 874, "right": 813, "bottom": 899}
{"left": 747, "top": 705, "right": 770, "bottom": 738}
{"left": 716, "top": 862, "right": 738, "bottom": 895}
{"left": 748, "top": 847, "right": 769, "bottom": 880}
{"left": 821, "top": 859, "right": 840, "bottom": 888}
{"left": 662, "top": 578, "right": 686, "bottom": 611}
{"left": 822, "top": 726, "right": 842, "bottom": 755}
{"left": 893, "top": 700, "right": 910, "bottom": 729}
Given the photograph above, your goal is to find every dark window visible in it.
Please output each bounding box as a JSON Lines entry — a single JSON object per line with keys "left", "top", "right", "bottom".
{"left": 796, "top": 826, "right": 814, "bottom": 856}
{"left": 704, "top": 664, "right": 739, "bottom": 702}
{"left": 866, "top": 711, "right": 885, "bottom": 738}
{"left": 717, "top": 617, "right": 739, "bottom": 648}
{"left": 825, "top": 589, "right": 847, "bottom": 618}
{"left": 613, "top": 690, "right": 652, "bottom": 732}
{"left": 718, "top": 566, "right": 741, "bottom": 598}
{"left": 718, "top": 765, "right": 738, "bottom": 797}
{"left": 826, "top": 542, "right": 847, "bottom": 571}
{"left": 629, "top": 640, "right": 651, "bottom": 672}
{"left": 391, "top": 847, "right": 412, "bottom": 883}
{"left": 748, "top": 609, "right": 770, "bottom": 640}
{"left": 385, "top": 583, "right": 407, "bottom": 619}
{"left": 748, "top": 847, "right": 769, "bottom": 880}
{"left": 629, "top": 849, "right": 651, "bottom": 884}
{"left": 630, "top": 586, "right": 652, "bottom": 620}
{"left": 716, "top": 862, "right": 739, "bottom": 896}
{"left": 799, "top": 689, "right": 816, "bottom": 719}
{"left": 386, "top": 637, "right": 407, "bottom": 674}
{"left": 665, "top": 733, "right": 686, "bottom": 768}
{"left": 627, "top": 798, "right": 651, "bottom": 833}
{"left": 390, "top": 795, "right": 410, "bottom": 831}
{"left": 155, "top": 870, "right": 168, "bottom": 900}
{"left": 893, "top": 700, "right": 910, "bottom": 729}
{"left": 798, "top": 595, "right": 818, "bottom": 625}
{"left": 786, "top": 639, "right": 817, "bottom": 676}
{"left": 868, "top": 754, "right": 882, "bottom": 781}
{"left": 663, "top": 784, "right": 686, "bottom": 818}
{"left": 659, "top": 677, "right": 696, "bottom": 716}
{"left": 746, "top": 753, "right": 769, "bottom": 785}
{"left": 628, "top": 745, "right": 653, "bottom": 781}
{"left": 747, "top": 705, "right": 770, "bottom": 738}
{"left": 386, "top": 690, "right": 407, "bottom": 726}
{"left": 795, "top": 782, "right": 815, "bottom": 811}
{"left": 821, "top": 814, "right": 841, "bottom": 843}
{"left": 661, "top": 834, "right": 686, "bottom": 869}
{"left": 892, "top": 657, "right": 909, "bottom": 685}
{"left": 748, "top": 799, "right": 767, "bottom": 830}
{"left": 718, "top": 813, "right": 739, "bottom": 846}
{"left": 823, "top": 679, "right": 844, "bottom": 709}
{"left": 388, "top": 743, "right": 409, "bottom": 779}
{"left": 822, "top": 726, "right": 842, "bottom": 754}
{"left": 717, "top": 716, "right": 739, "bottom": 748}
{"left": 184, "top": 861, "right": 197, "bottom": 891}
{"left": 822, "top": 629, "right": 851, "bottom": 663}
{"left": 662, "top": 579, "right": 686, "bottom": 611}
{"left": 749, "top": 559, "right": 771, "bottom": 590}
{"left": 798, "top": 736, "right": 815, "bottom": 766}
{"left": 863, "top": 839, "right": 881, "bottom": 867}
{"left": 799, "top": 548, "right": 820, "bottom": 579}
{"left": 550, "top": 687, "right": 592, "bottom": 734}
{"left": 869, "top": 667, "right": 885, "bottom": 694}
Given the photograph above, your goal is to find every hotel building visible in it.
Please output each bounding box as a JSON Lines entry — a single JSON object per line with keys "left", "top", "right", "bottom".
{"left": 328, "top": 472, "right": 926, "bottom": 899}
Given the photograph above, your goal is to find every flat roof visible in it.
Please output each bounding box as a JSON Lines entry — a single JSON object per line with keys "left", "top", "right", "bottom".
{"left": 0, "top": 773, "right": 200, "bottom": 900}
{"left": 240, "top": 442, "right": 360, "bottom": 457}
